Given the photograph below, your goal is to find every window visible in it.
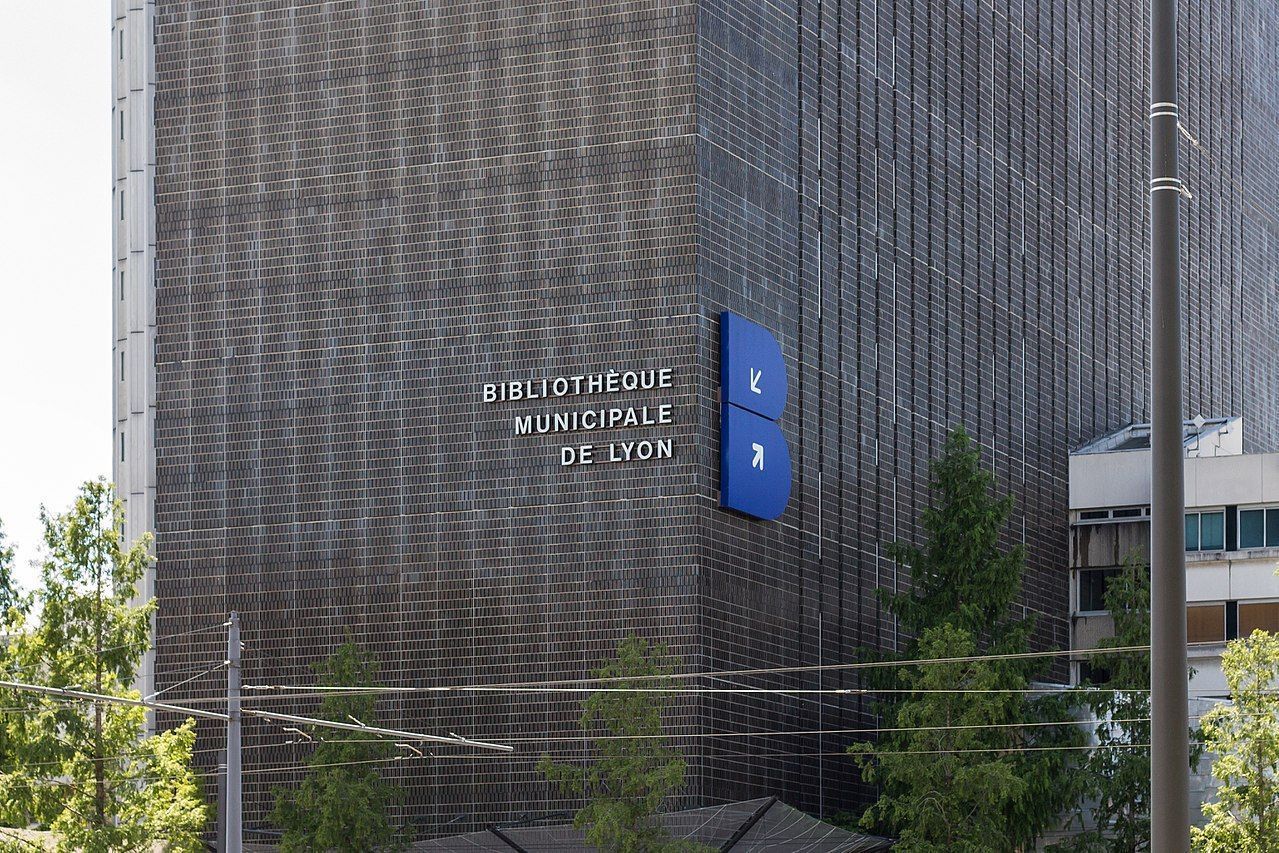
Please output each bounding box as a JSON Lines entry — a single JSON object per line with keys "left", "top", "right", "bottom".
{"left": 1236, "top": 507, "right": 1279, "bottom": 549}
{"left": 120, "top": 351, "right": 125, "bottom": 381}
{"left": 1187, "top": 604, "right": 1225, "bottom": 643}
{"left": 1239, "top": 602, "right": 1279, "bottom": 636}
{"left": 120, "top": 270, "right": 125, "bottom": 301}
{"left": 1240, "top": 509, "right": 1266, "bottom": 548}
{"left": 1186, "top": 511, "right": 1225, "bottom": 551}
{"left": 1078, "top": 569, "right": 1119, "bottom": 612}
{"left": 1201, "top": 512, "right": 1225, "bottom": 550}
{"left": 1079, "top": 660, "right": 1112, "bottom": 686}
{"left": 120, "top": 433, "right": 125, "bottom": 462}
{"left": 120, "top": 110, "right": 124, "bottom": 140}
{"left": 1078, "top": 506, "right": 1149, "bottom": 523}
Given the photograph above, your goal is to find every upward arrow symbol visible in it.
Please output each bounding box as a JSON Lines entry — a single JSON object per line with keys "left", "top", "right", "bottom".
{"left": 749, "top": 368, "right": 762, "bottom": 394}
{"left": 751, "top": 443, "right": 765, "bottom": 470}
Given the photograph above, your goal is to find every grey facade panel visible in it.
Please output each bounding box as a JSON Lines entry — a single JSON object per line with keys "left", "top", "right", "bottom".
{"left": 145, "top": 0, "right": 1279, "bottom": 834}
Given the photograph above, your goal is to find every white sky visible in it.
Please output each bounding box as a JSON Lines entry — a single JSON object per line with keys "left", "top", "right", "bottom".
{"left": 0, "top": 3, "right": 111, "bottom": 590}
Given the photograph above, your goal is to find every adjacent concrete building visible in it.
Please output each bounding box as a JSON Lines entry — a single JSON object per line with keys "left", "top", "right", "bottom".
{"left": 1070, "top": 418, "right": 1279, "bottom": 694}
{"left": 114, "top": 0, "right": 1279, "bottom": 835}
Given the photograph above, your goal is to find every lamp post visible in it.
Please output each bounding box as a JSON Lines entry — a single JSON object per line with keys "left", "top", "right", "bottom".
{"left": 1149, "top": 0, "right": 1190, "bottom": 847}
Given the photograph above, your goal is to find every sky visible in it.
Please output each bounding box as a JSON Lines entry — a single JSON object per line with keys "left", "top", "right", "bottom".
{"left": 0, "top": 3, "right": 111, "bottom": 590}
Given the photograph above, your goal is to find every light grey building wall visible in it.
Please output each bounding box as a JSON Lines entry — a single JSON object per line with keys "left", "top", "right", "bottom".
{"left": 112, "top": 0, "right": 157, "bottom": 704}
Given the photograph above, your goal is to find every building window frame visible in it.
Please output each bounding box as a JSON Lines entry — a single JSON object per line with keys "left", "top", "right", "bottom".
{"left": 1075, "top": 506, "right": 1151, "bottom": 524}
{"left": 1186, "top": 509, "right": 1226, "bottom": 552}
{"left": 1236, "top": 505, "right": 1279, "bottom": 549}
{"left": 1077, "top": 568, "right": 1120, "bottom": 613}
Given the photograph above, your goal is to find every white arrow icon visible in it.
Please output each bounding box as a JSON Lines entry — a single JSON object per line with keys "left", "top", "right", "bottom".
{"left": 751, "top": 443, "right": 765, "bottom": 470}
{"left": 749, "top": 368, "right": 763, "bottom": 394}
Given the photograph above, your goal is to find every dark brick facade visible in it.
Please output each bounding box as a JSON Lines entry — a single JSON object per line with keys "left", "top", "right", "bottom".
{"left": 147, "top": 0, "right": 1279, "bottom": 834}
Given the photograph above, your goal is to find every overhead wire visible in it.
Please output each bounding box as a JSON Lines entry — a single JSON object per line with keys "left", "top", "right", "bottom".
{"left": 146, "top": 661, "right": 227, "bottom": 700}
{"left": 237, "top": 641, "right": 1227, "bottom": 697}
{"left": 2, "top": 620, "right": 230, "bottom": 676}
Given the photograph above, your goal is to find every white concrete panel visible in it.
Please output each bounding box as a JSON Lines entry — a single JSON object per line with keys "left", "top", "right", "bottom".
{"left": 1228, "top": 558, "right": 1279, "bottom": 600}
{"left": 1070, "top": 451, "right": 1151, "bottom": 509}
{"left": 1188, "top": 657, "right": 1227, "bottom": 695}
{"left": 1187, "top": 455, "right": 1263, "bottom": 507}
{"left": 1186, "top": 563, "right": 1230, "bottom": 602}
{"left": 1075, "top": 449, "right": 1279, "bottom": 512}
{"left": 1257, "top": 454, "right": 1279, "bottom": 503}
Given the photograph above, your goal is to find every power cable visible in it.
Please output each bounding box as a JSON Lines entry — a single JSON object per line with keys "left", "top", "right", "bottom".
{"left": 239, "top": 641, "right": 1225, "bottom": 696}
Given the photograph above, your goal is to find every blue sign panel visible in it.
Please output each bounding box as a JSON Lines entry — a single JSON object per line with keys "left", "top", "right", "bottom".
{"left": 720, "top": 312, "right": 787, "bottom": 421}
{"left": 720, "top": 404, "right": 791, "bottom": 521}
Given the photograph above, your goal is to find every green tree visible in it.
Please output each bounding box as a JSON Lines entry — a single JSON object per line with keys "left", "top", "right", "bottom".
{"left": 851, "top": 624, "right": 1030, "bottom": 851}
{"left": 854, "top": 427, "right": 1082, "bottom": 850}
{"left": 0, "top": 480, "right": 207, "bottom": 852}
{"left": 1052, "top": 555, "right": 1200, "bottom": 852}
{"left": 0, "top": 522, "right": 17, "bottom": 617}
{"left": 1191, "top": 630, "right": 1279, "bottom": 852}
{"left": 538, "top": 636, "right": 710, "bottom": 853}
{"left": 271, "top": 641, "right": 407, "bottom": 852}
{"left": 0, "top": 521, "right": 20, "bottom": 831}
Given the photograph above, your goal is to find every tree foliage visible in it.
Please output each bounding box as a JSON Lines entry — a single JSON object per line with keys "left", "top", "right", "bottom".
{"left": 0, "top": 523, "right": 17, "bottom": 830}
{"left": 0, "top": 523, "right": 16, "bottom": 618}
{"left": 851, "top": 624, "right": 1030, "bottom": 851}
{"left": 538, "top": 636, "right": 710, "bottom": 853}
{"left": 0, "top": 479, "right": 207, "bottom": 852}
{"left": 1052, "top": 555, "right": 1200, "bottom": 852}
{"left": 271, "top": 641, "right": 406, "bottom": 852}
{"left": 1191, "top": 630, "right": 1279, "bottom": 852}
{"left": 854, "top": 427, "right": 1082, "bottom": 850}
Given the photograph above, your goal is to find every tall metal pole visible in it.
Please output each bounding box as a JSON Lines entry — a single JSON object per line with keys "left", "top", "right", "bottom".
{"left": 1150, "top": 0, "right": 1189, "bottom": 846}
{"left": 226, "top": 612, "right": 242, "bottom": 853}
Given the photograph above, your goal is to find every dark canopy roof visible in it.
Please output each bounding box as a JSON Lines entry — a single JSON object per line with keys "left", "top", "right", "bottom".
{"left": 411, "top": 797, "right": 892, "bottom": 852}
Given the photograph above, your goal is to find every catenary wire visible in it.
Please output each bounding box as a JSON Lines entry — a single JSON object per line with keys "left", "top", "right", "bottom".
{"left": 239, "top": 641, "right": 1227, "bottom": 696}
{"left": 3, "top": 620, "right": 230, "bottom": 675}
{"left": 146, "top": 661, "right": 227, "bottom": 699}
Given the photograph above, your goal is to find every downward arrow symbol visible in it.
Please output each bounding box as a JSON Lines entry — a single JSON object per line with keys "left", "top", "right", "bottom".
{"left": 749, "top": 368, "right": 762, "bottom": 394}
{"left": 751, "top": 443, "right": 765, "bottom": 470}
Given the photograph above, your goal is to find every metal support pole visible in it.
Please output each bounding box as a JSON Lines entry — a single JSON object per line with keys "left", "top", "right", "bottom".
{"left": 226, "top": 612, "right": 242, "bottom": 853}
{"left": 1150, "top": 0, "right": 1189, "bottom": 847}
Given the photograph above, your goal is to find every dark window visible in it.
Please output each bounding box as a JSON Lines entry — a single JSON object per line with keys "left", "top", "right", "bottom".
{"left": 1268, "top": 509, "right": 1279, "bottom": 547}
{"left": 1113, "top": 507, "right": 1143, "bottom": 518}
{"left": 1187, "top": 511, "right": 1225, "bottom": 551}
{"left": 1240, "top": 509, "right": 1265, "bottom": 548}
{"left": 1079, "top": 660, "right": 1112, "bottom": 686}
{"left": 1078, "top": 569, "right": 1119, "bottom": 612}
{"left": 1080, "top": 510, "right": 1108, "bottom": 521}
{"left": 1201, "top": 512, "right": 1225, "bottom": 550}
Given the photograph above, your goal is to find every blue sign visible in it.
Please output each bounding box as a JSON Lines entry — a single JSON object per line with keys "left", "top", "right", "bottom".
{"left": 720, "top": 404, "right": 791, "bottom": 520}
{"left": 720, "top": 312, "right": 787, "bottom": 421}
